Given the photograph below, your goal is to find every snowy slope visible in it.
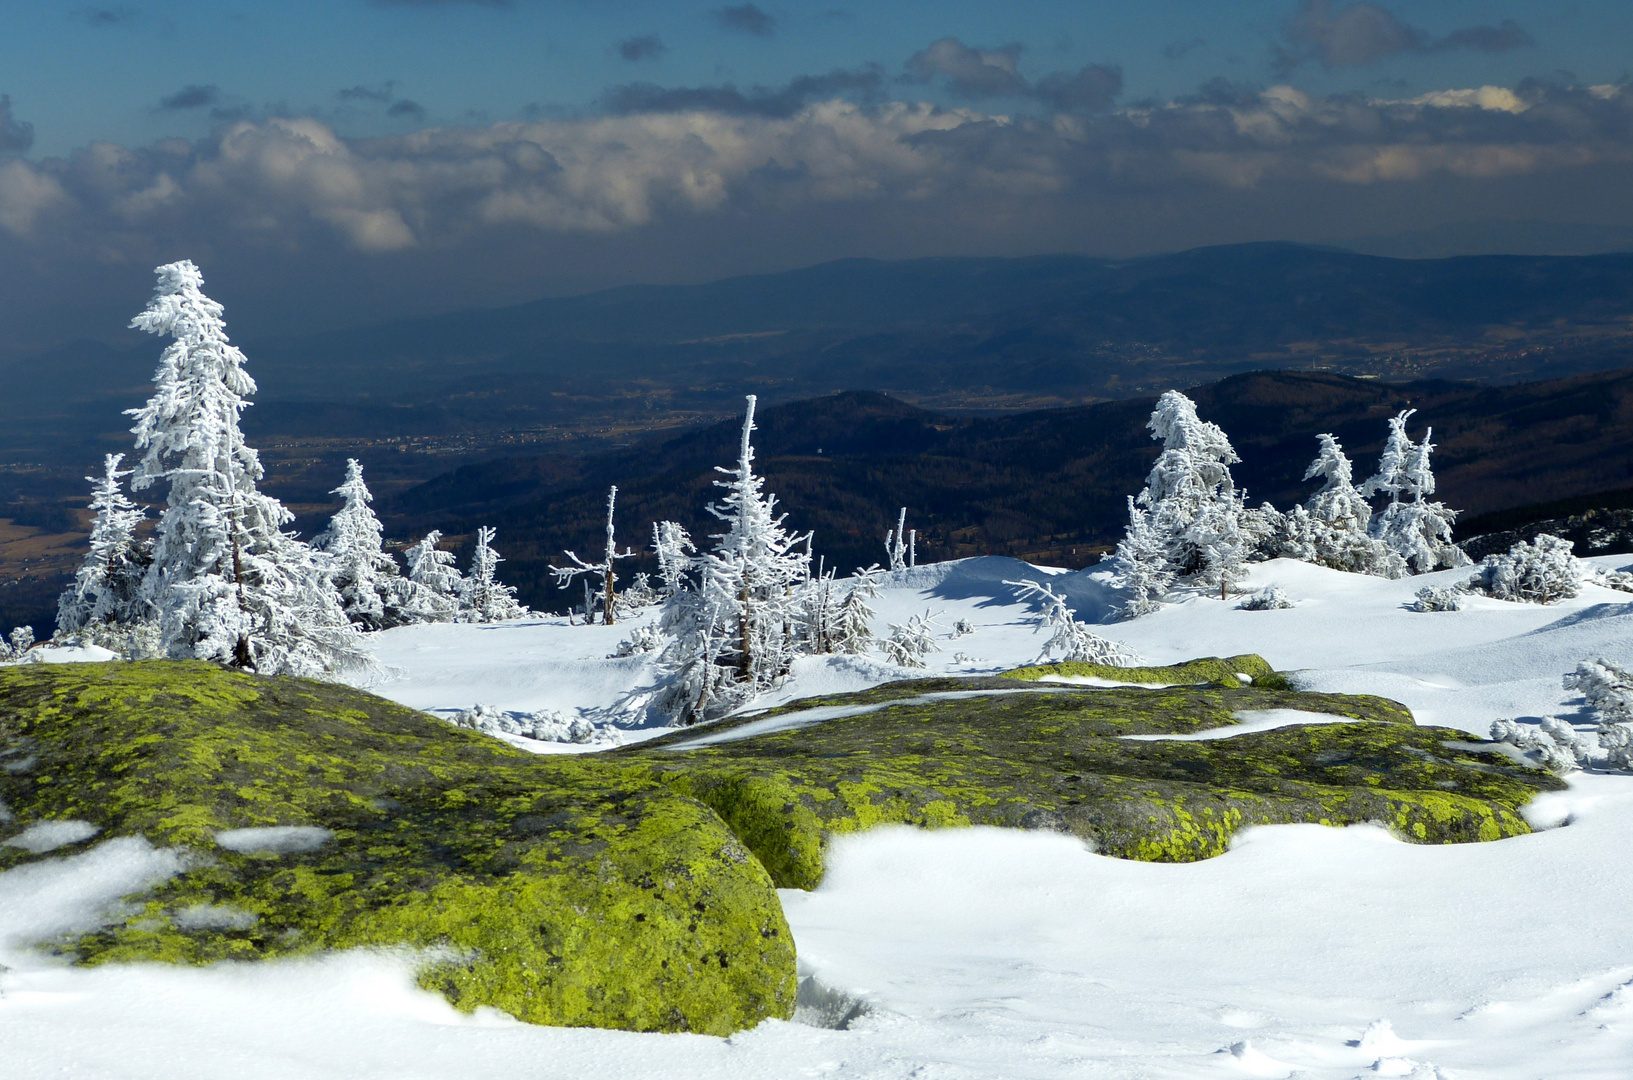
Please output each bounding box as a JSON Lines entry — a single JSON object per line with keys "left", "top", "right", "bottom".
{"left": 6, "top": 556, "right": 1633, "bottom": 1079}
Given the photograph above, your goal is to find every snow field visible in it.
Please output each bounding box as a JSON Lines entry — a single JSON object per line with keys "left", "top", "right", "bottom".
{"left": 6, "top": 554, "right": 1633, "bottom": 1077}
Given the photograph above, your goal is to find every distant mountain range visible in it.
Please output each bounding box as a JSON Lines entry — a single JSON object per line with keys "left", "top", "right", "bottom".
{"left": 9, "top": 242, "right": 1633, "bottom": 479}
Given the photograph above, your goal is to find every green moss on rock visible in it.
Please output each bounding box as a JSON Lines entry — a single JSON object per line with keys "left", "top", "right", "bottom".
{"left": 1001, "top": 653, "right": 1290, "bottom": 689}
{"left": 623, "top": 677, "right": 1558, "bottom": 888}
{"left": 0, "top": 662, "right": 795, "bottom": 1035}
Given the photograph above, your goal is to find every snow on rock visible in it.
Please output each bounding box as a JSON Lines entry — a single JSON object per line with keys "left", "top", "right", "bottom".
{"left": 214, "top": 826, "right": 333, "bottom": 855}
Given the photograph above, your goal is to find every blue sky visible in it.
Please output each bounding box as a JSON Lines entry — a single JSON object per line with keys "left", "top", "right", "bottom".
{"left": 3, "top": 1, "right": 1633, "bottom": 341}
{"left": 6, "top": 1, "right": 1625, "bottom": 155}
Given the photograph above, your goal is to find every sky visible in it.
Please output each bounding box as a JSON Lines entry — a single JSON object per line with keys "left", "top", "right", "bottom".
{"left": 3, "top": 0, "right": 1633, "bottom": 344}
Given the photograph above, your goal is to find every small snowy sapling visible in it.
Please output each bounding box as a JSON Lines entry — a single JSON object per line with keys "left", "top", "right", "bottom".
{"left": 880, "top": 611, "right": 943, "bottom": 669}
{"left": 1007, "top": 579, "right": 1144, "bottom": 666}
{"left": 1464, "top": 534, "right": 1582, "bottom": 604}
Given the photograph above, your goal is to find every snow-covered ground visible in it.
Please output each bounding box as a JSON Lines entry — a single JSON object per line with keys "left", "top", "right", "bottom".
{"left": 7, "top": 556, "right": 1633, "bottom": 1078}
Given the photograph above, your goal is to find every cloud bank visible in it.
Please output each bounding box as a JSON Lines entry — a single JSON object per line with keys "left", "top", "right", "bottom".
{"left": 1, "top": 77, "right": 1632, "bottom": 340}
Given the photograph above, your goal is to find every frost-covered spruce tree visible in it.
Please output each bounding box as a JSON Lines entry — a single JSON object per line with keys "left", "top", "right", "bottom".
{"left": 125, "top": 261, "right": 368, "bottom": 677}
{"left": 403, "top": 531, "right": 462, "bottom": 621}
{"left": 314, "top": 460, "right": 415, "bottom": 631}
{"left": 1359, "top": 411, "right": 1468, "bottom": 574}
{"left": 460, "top": 526, "right": 526, "bottom": 622}
{"left": 552, "top": 486, "right": 635, "bottom": 625}
{"left": 832, "top": 565, "right": 882, "bottom": 654}
{"left": 653, "top": 395, "right": 811, "bottom": 723}
{"left": 1111, "top": 497, "right": 1174, "bottom": 617}
{"left": 1275, "top": 434, "right": 1405, "bottom": 576}
{"left": 652, "top": 521, "right": 695, "bottom": 598}
{"left": 1008, "top": 579, "right": 1143, "bottom": 665}
{"left": 56, "top": 453, "right": 153, "bottom": 635}
{"left": 1122, "top": 390, "right": 1247, "bottom": 596}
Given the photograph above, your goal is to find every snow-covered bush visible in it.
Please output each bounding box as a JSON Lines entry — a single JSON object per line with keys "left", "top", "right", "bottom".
{"left": 612, "top": 623, "right": 664, "bottom": 657}
{"left": 951, "top": 617, "right": 975, "bottom": 638}
{"left": 1008, "top": 579, "right": 1143, "bottom": 666}
{"left": 652, "top": 521, "right": 695, "bottom": 598}
{"left": 1111, "top": 496, "right": 1174, "bottom": 618}
{"left": 56, "top": 454, "right": 153, "bottom": 635}
{"left": 1589, "top": 565, "right": 1633, "bottom": 594}
{"left": 1490, "top": 716, "right": 1587, "bottom": 774}
{"left": 880, "top": 611, "right": 942, "bottom": 669}
{"left": 620, "top": 573, "right": 659, "bottom": 610}
{"left": 124, "top": 260, "right": 370, "bottom": 679}
{"left": 1238, "top": 587, "right": 1293, "bottom": 611}
{"left": 1464, "top": 534, "right": 1582, "bottom": 604}
{"left": 0, "top": 626, "right": 35, "bottom": 662}
{"left": 1560, "top": 659, "right": 1633, "bottom": 770}
{"left": 1411, "top": 585, "right": 1465, "bottom": 612}
{"left": 831, "top": 567, "right": 881, "bottom": 655}
{"left": 451, "top": 703, "right": 604, "bottom": 744}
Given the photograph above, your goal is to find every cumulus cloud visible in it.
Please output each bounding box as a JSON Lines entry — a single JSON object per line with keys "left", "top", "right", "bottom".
{"left": 1, "top": 80, "right": 1627, "bottom": 254}
{"left": 905, "top": 37, "right": 1121, "bottom": 112}
{"left": 0, "top": 96, "right": 35, "bottom": 155}
{"left": 159, "top": 84, "right": 221, "bottom": 110}
{"left": 714, "top": 4, "right": 774, "bottom": 37}
{"left": 1279, "top": 1, "right": 1535, "bottom": 71}
{"left": 618, "top": 35, "right": 666, "bottom": 62}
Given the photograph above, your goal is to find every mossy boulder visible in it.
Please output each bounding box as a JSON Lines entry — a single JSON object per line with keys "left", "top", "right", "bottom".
{"left": 622, "top": 668, "right": 1562, "bottom": 888}
{"left": 0, "top": 662, "right": 795, "bottom": 1035}
{"left": 0, "top": 658, "right": 1564, "bottom": 1034}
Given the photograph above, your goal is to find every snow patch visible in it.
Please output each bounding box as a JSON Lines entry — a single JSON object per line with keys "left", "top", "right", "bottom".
{"left": 1121, "top": 708, "right": 1354, "bottom": 742}
{"left": 215, "top": 826, "right": 333, "bottom": 854}
{"left": 3, "top": 819, "right": 102, "bottom": 853}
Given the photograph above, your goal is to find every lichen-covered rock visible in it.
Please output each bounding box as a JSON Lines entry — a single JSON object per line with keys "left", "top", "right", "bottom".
{"left": 625, "top": 667, "right": 1561, "bottom": 888}
{"left": 1000, "top": 653, "right": 1290, "bottom": 688}
{"left": 0, "top": 662, "right": 795, "bottom": 1035}
{"left": 0, "top": 657, "right": 1567, "bottom": 1033}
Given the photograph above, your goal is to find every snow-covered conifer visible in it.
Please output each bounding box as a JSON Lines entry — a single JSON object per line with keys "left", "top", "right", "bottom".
{"left": 314, "top": 459, "right": 416, "bottom": 631}
{"left": 798, "top": 560, "right": 845, "bottom": 655}
{"left": 1008, "top": 579, "right": 1143, "bottom": 665}
{"left": 125, "top": 260, "right": 368, "bottom": 678}
{"left": 831, "top": 565, "right": 882, "bottom": 655}
{"left": 403, "top": 531, "right": 462, "bottom": 621}
{"left": 1304, "top": 434, "right": 1371, "bottom": 531}
{"left": 3, "top": 626, "right": 35, "bottom": 660}
{"left": 460, "top": 526, "right": 526, "bottom": 622}
{"left": 652, "top": 521, "right": 695, "bottom": 597}
{"left": 1360, "top": 413, "right": 1468, "bottom": 573}
{"left": 880, "top": 611, "right": 942, "bottom": 669}
{"left": 1112, "top": 497, "right": 1175, "bottom": 617}
{"left": 553, "top": 486, "right": 635, "bottom": 625}
{"left": 651, "top": 396, "right": 811, "bottom": 723}
{"left": 1118, "top": 390, "right": 1247, "bottom": 599}
{"left": 1465, "top": 534, "right": 1581, "bottom": 604}
{"left": 57, "top": 453, "right": 152, "bottom": 635}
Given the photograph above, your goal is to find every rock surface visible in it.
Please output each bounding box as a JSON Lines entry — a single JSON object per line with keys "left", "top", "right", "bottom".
{"left": 0, "top": 656, "right": 1563, "bottom": 1033}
